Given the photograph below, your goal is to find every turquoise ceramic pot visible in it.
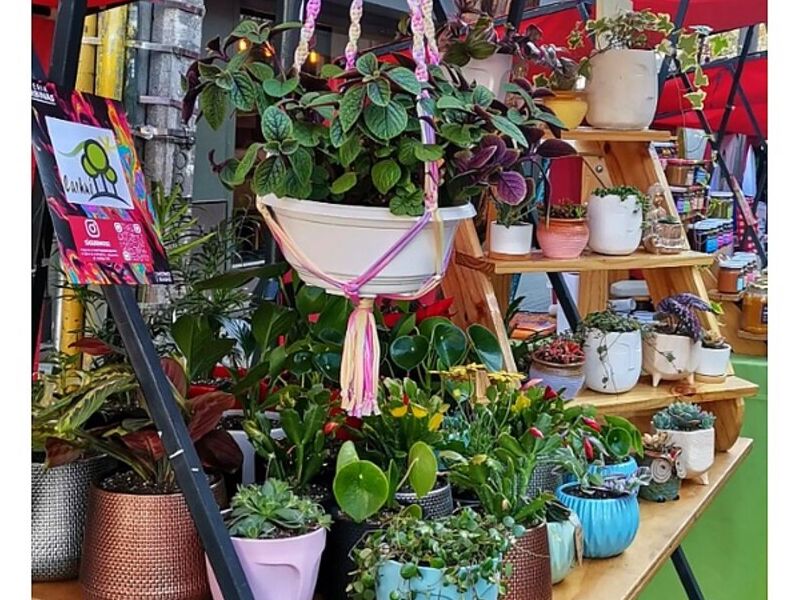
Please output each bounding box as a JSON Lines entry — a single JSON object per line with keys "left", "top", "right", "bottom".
{"left": 564, "top": 455, "right": 638, "bottom": 485}
{"left": 376, "top": 560, "right": 498, "bottom": 600}
{"left": 556, "top": 483, "right": 640, "bottom": 558}
{"left": 547, "top": 513, "right": 580, "bottom": 584}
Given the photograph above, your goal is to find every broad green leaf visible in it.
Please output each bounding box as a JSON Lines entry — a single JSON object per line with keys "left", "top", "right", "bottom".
{"left": 288, "top": 147, "right": 313, "bottom": 182}
{"left": 606, "top": 427, "right": 633, "bottom": 459}
{"left": 252, "top": 156, "right": 286, "bottom": 195}
{"left": 436, "top": 96, "right": 467, "bottom": 111}
{"left": 246, "top": 62, "right": 274, "bottom": 82}
{"left": 321, "top": 63, "right": 345, "bottom": 78}
{"left": 472, "top": 85, "right": 494, "bottom": 108}
{"left": 292, "top": 121, "right": 321, "bottom": 147}
{"left": 330, "top": 117, "right": 346, "bottom": 147}
{"left": 371, "top": 159, "right": 401, "bottom": 194}
{"left": 195, "top": 262, "right": 287, "bottom": 290}
{"left": 261, "top": 106, "right": 292, "bottom": 141}
{"left": 296, "top": 285, "right": 327, "bottom": 316}
{"left": 367, "top": 79, "right": 391, "bottom": 107}
{"left": 262, "top": 76, "right": 299, "bottom": 98}
{"left": 491, "top": 114, "right": 528, "bottom": 147}
{"left": 397, "top": 137, "right": 419, "bottom": 166}
{"left": 389, "top": 313, "right": 417, "bottom": 339}
{"left": 333, "top": 460, "right": 389, "bottom": 522}
{"left": 408, "top": 442, "right": 437, "bottom": 497}
{"left": 230, "top": 72, "right": 256, "bottom": 111}
{"left": 418, "top": 316, "right": 452, "bottom": 340}
{"left": 439, "top": 123, "right": 472, "bottom": 147}
{"left": 199, "top": 84, "right": 229, "bottom": 130}
{"left": 413, "top": 143, "right": 444, "bottom": 162}
{"left": 467, "top": 324, "right": 504, "bottom": 372}
{"left": 338, "top": 135, "right": 362, "bottom": 167}
{"left": 389, "top": 335, "right": 429, "bottom": 371}
{"left": 356, "top": 53, "right": 379, "bottom": 76}
{"left": 339, "top": 85, "right": 366, "bottom": 132}
{"left": 336, "top": 441, "right": 360, "bottom": 472}
{"left": 386, "top": 67, "right": 422, "bottom": 95}
{"left": 331, "top": 172, "right": 358, "bottom": 194}
{"left": 364, "top": 101, "right": 408, "bottom": 140}
{"left": 432, "top": 322, "right": 468, "bottom": 368}
{"left": 233, "top": 143, "right": 261, "bottom": 182}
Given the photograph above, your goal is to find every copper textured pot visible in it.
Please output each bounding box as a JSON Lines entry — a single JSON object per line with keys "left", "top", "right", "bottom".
{"left": 80, "top": 476, "right": 226, "bottom": 600}
{"left": 536, "top": 218, "right": 589, "bottom": 259}
{"left": 504, "top": 522, "right": 553, "bottom": 600}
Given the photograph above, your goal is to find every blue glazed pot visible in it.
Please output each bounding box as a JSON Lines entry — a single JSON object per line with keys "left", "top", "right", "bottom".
{"left": 376, "top": 559, "right": 498, "bottom": 600}
{"left": 564, "top": 455, "right": 638, "bottom": 485}
{"left": 555, "top": 483, "right": 640, "bottom": 558}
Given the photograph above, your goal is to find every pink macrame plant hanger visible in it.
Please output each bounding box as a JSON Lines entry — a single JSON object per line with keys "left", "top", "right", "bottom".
{"left": 258, "top": 0, "right": 449, "bottom": 417}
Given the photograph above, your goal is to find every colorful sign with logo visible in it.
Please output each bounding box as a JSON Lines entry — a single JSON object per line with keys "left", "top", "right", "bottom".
{"left": 31, "top": 80, "right": 172, "bottom": 285}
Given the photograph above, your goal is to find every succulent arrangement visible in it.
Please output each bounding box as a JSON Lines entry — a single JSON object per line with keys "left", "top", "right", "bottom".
{"left": 532, "top": 334, "right": 585, "bottom": 366}
{"left": 349, "top": 507, "right": 520, "bottom": 599}
{"left": 555, "top": 446, "right": 652, "bottom": 497}
{"left": 227, "top": 479, "right": 331, "bottom": 539}
{"left": 652, "top": 402, "right": 716, "bottom": 431}
{"left": 652, "top": 293, "right": 720, "bottom": 342}
{"left": 701, "top": 331, "right": 729, "bottom": 349}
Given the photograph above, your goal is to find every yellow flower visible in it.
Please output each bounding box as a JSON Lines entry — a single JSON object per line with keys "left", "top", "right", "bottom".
{"left": 390, "top": 405, "right": 408, "bottom": 418}
{"left": 511, "top": 393, "right": 531, "bottom": 414}
{"left": 428, "top": 413, "right": 444, "bottom": 431}
{"left": 411, "top": 404, "right": 428, "bottom": 418}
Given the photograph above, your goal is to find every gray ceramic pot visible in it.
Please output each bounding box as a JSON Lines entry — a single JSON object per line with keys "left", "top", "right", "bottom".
{"left": 395, "top": 481, "right": 454, "bottom": 518}
{"left": 529, "top": 460, "right": 564, "bottom": 495}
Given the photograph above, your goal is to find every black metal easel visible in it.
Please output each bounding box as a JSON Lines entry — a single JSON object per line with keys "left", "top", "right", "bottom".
{"left": 31, "top": 1, "right": 253, "bottom": 598}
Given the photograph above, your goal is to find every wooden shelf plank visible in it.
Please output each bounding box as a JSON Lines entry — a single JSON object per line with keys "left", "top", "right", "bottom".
{"left": 708, "top": 288, "right": 744, "bottom": 302}
{"left": 553, "top": 437, "right": 753, "bottom": 600}
{"left": 738, "top": 329, "right": 767, "bottom": 342}
{"left": 32, "top": 580, "right": 81, "bottom": 600}
{"left": 560, "top": 128, "right": 674, "bottom": 143}
{"left": 464, "top": 249, "right": 714, "bottom": 275}
{"left": 570, "top": 376, "right": 758, "bottom": 414}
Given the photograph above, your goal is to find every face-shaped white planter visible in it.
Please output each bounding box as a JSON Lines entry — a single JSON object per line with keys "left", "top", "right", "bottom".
{"left": 642, "top": 333, "right": 702, "bottom": 387}
{"left": 656, "top": 427, "right": 715, "bottom": 485}
{"left": 586, "top": 49, "right": 658, "bottom": 130}
{"left": 587, "top": 193, "right": 643, "bottom": 256}
{"left": 461, "top": 53, "right": 514, "bottom": 100}
{"left": 583, "top": 329, "right": 643, "bottom": 394}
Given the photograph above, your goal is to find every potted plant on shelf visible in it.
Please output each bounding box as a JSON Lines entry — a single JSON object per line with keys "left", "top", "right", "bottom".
{"left": 636, "top": 432, "right": 683, "bottom": 502}
{"left": 555, "top": 448, "right": 652, "bottom": 558}
{"left": 568, "top": 9, "right": 723, "bottom": 129}
{"left": 31, "top": 357, "right": 137, "bottom": 582}
{"left": 443, "top": 433, "right": 553, "bottom": 600}
{"left": 527, "top": 333, "right": 586, "bottom": 399}
{"left": 585, "top": 415, "right": 644, "bottom": 480}
{"left": 206, "top": 479, "right": 331, "bottom": 600}
{"left": 652, "top": 401, "right": 716, "bottom": 484}
{"left": 546, "top": 500, "right": 582, "bottom": 585}
{"left": 350, "top": 507, "right": 520, "bottom": 600}
{"left": 536, "top": 200, "right": 590, "bottom": 259}
{"left": 586, "top": 186, "right": 648, "bottom": 255}
{"left": 532, "top": 46, "right": 591, "bottom": 129}
{"left": 696, "top": 331, "right": 732, "bottom": 379}
{"left": 580, "top": 311, "right": 643, "bottom": 394}
{"left": 642, "top": 293, "right": 719, "bottom": 386}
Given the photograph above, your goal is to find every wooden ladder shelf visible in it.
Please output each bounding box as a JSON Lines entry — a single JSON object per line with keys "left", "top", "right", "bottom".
{"left": 442, "top": 128, "right": 758, "bottom": 450}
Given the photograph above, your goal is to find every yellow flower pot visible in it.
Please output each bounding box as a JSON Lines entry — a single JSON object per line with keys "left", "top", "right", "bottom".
{"left": 542, "top": 91, "right": 589, "bottom": 130}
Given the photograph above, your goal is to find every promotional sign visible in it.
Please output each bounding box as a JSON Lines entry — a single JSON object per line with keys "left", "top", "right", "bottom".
{"left": 32, "top": 80, "right": 172, "bottom": 285}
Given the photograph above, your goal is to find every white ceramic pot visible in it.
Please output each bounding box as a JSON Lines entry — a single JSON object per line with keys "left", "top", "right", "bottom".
{"left": 462, "top": 53, "right": 514, "bottom": 99}
{"left": 696, "top": 344, "right": 732, "bottom": 377}
{"left": 586, "top": 193, "right": 643, "bottom": 255}
{"left": 656, "top": 428, "right": 715, "bottom": 483}
{"left": 208, "top": 527, "right": 326, "bottom": 600}
{"left": 583, "top": 329, "right": 642, "bottom": 394}
{"left": 258, "top": 195, "right": 475, "bottom": 297}
{"left": 642, "top": 333, "right": 701, "bottom": 387}
{"left": 489, "top": 222, "right": 533, "bottom": 256}
{"left": 586, "top": 49, "right": 658, "bottom": 129}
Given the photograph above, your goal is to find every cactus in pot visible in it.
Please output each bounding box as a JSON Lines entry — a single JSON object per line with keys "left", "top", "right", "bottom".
{"left": 652, "top": 402, "right": 716, "bottom": 485}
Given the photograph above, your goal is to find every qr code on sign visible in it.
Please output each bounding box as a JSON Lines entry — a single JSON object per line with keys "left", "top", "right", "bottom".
{"left": 115, "top": 221, "right": 153, "bottom": 264}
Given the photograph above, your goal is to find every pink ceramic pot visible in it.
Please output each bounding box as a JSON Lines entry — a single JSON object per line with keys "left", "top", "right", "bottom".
{"left": 207, "top": 527, "right": 326, "bottom": 600}
{"left": 537, "top": 219, "right": 590, "bottom": 259}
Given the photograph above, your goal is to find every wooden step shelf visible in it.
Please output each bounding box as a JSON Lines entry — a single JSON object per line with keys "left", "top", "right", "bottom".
{"left": 738, "top": 329, "right": 767, "bottom": 342}
{"left": 559, "top": 127, "right": 674, "bottom": 143}
{"left": 458, "top": 249, "right": 713, "bottom": 275}
{"left": 554, "top": 437, "right": 753, "bottom": 600}
{"left": 708, "top": 288, "right": 744, "bottom": 302}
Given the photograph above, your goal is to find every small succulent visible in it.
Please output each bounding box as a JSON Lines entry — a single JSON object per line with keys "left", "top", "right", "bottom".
{"left": 532, "top": 334, "right": 585, "bottom": 365}
{"left": 581, "top": 310, "right": 641, "bottom": 334}
{"left": 601, "top": 469, "right": 653, "bottom": 495}
{"left": 227, "top": 479, "right": 331, "bottom": 540}
{"left": 642, "top": 431, "right": 675, "bottom": 453}
{"left": 652, "top": 402, "right": 716, "bottom": 432}
{"left": 702, "top": 331, "right": 729, "bottom": 350}
{"left": 653, "top": 293, "right": 718, "bottom": 342}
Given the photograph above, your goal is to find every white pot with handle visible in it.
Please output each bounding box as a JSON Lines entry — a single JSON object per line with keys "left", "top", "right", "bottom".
{"left": 583, "top": 329, "right": 642, "bottom": 394}
{"left": 461, "top": 53, "right": 514, "bottom": 99}
{"left": 587, "top": 192, "right": 643, "bottom": 255}
{"left": 586, "top": 49, "right": 658, "bottom": 129}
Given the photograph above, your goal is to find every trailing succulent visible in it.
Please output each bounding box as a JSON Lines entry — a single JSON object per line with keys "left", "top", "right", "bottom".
{"left": 652, "top": 402, "right": 716, "bottom": 431}
{"left": 183, "top": 19, "right": 574, "bottom": 217}
{"left": 580, "top": 310, "right": 641, "bottom": 334}
{"left": 349, "top": 507, "right": 520, "bottom": 599}
{"left": 593, "top": 185, "right": 650, "bottom": 214}
{"left": 652, "top": 293, "right": 720, "bottom": 342}
{"left": 227, "top": 479, "right": 331, "bottom": 539}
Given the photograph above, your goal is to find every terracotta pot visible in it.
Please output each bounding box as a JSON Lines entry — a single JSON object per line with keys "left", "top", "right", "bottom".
{"left": 536, "top": 218, "right": 589, "bottom": 259}
{"left": 503, "top": 523, "right": 552, "bottom": 600}
{"left": 80, "top": 476, "right": 226, "bottom": 600}
{"left": 541, "top": 91, "right": 588, "bottom": 130}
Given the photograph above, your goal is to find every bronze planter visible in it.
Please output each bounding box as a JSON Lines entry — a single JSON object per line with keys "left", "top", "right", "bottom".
{"left": 504, "top": 522, "right": 553, "bottom": 600}
{"left": 80, "top": 476, "right": 226, "bottom": 600}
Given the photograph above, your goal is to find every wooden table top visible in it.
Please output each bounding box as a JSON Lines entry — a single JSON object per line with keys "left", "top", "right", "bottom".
{"left": 553, "top": 437, "right": 753, "bottom": 600}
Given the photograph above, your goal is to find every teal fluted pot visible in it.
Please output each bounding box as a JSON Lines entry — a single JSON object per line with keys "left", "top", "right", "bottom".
{"left": 376, "top": 559, "right": 498, "bottom": 600}
{"left": 547, "top": 512, "right": 580, "bottom": 584}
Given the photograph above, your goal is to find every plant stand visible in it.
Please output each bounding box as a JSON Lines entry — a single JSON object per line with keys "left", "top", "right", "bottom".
{"left": 442, "top": 128, "right": 759, "bottom": 452}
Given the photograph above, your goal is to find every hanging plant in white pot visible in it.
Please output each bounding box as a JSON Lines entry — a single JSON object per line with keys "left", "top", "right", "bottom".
{"left": 568, "top": 9, "right": 727, "bottom": 129}
{"left": 587, "top": 186, "right": 648, "bottom": 256}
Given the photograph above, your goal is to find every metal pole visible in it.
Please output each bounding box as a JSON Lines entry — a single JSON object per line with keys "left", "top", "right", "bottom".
{"left": 671, "top": 546, "right": 706, "bottom": 600}
{"left": 507, "top": 0, "right": 529, "bottom": 29}
{"left": 716, "top": 25, "right": 755, "bottom": 142}
{"left": 547, "top": 273, "right": 581, "bottom": 330}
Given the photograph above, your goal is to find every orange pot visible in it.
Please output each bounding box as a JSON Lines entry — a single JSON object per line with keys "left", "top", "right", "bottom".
{"left": 536, "top": 218, "right": 590, "bottom": 259}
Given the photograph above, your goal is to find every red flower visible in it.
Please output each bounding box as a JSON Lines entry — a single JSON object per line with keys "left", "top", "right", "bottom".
{"left": 544, "top": 386, "right": 559, "bottom": 401}
{"left": 583, "top": 437, "right": 594, "bottom": 461}
{"left": 528, "top": 427, "right": 544, "bottom": 439}
{"left": 582, "top": 417, "right": 602, "bottom": 433}
{"left": 402, "top": 394, "right": 410, "bottom": 406}
{"left": 323, "top": 422, "right": 339, "bottom": 436}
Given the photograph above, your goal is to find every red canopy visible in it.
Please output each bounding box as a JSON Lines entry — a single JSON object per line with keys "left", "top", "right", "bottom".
{"left": 33, "top": 0, "right": 131, "bottom": 8}
{"left": 632, "top": 1, "right": 766, "bottom": 33}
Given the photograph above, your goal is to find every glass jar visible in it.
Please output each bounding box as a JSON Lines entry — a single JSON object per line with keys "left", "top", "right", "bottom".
{"left": 741, "top": 279, "right": 768, "bottom": 335}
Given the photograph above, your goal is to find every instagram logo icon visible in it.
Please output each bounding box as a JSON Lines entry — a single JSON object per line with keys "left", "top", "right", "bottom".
{"left": 84, "top": 219, "right": 101, "bottom": 239}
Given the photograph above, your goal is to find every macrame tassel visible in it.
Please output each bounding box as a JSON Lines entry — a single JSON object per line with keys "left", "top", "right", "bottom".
{"left": 340, "top": 298, "right": 380, "bottom": 417}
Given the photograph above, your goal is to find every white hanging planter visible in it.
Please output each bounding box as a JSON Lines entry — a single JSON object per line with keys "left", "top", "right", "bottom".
{"left": 642, "top": 333, "right": 701, "bottom": 387}
{"left": 462, "top": 53, "right": 514, "bottom": 99}
{"left": 586, "top": 49, "right": 658, "bottom": 130}
{"left": 488, "top": 221, "right": 533, "bottom": 257}
{"left": 258, "top": 195, "right": 475, "bottom": 297}
{"left": 696, "top": 344, "right": 732, "bottom": 378}
{"left": 586, "top": 193, "right": 643, "bottom": 255}
{"left": 583, "top": 329, "right": 642, "bottom": 394}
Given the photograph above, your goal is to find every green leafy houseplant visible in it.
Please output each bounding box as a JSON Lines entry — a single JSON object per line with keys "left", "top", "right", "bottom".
{"left": 226, "top": 478, "right": 331, "bottom": 539}
{"left": 568, "top": 9, "right": 728, "bottom": 108}
{"left": 554, "top": 446, "right": 652, "bottom": 498}
{"left": 580, "top": 310, "right": 642, "bottom": 334}
{"left": 349, "top": 507, "right": 520, "bottom": 599}
{"left": 585, "top": 415, "right": 644, "bottom": 466}
{"left": 652, "top": 402, "right": 715, "bottom": 431}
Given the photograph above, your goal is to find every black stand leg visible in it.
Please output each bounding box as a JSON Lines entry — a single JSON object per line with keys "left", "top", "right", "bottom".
{"left": 547, "top": 272, "right": 581, "bottom": 331}
{"left": 671, "top": 545, "right": 706, "bottom": 600}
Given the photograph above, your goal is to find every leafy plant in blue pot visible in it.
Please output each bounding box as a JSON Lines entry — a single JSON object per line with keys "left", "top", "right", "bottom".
{"left": 349, "top": 507, "right": 520, "bottom": 600}
{"left": 554, "top": 447, "right": 651, "bottom": 558}
{"left": 583, "top": 415, "right": 644, "bottom": 479}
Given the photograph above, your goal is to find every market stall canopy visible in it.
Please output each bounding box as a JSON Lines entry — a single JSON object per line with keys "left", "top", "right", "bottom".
{"left": 631, "top": 0, "right": 766, "bottom": 34}
{"left": 33, "top": 0, "right": 132, "bottom": 8}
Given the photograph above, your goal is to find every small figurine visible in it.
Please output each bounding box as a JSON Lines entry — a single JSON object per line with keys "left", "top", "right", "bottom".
{"left": 642, "top": 184, "right": 686, "bottom": 254}
{"left": 636, "top": 432, "right": 685, "bottom": 502}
